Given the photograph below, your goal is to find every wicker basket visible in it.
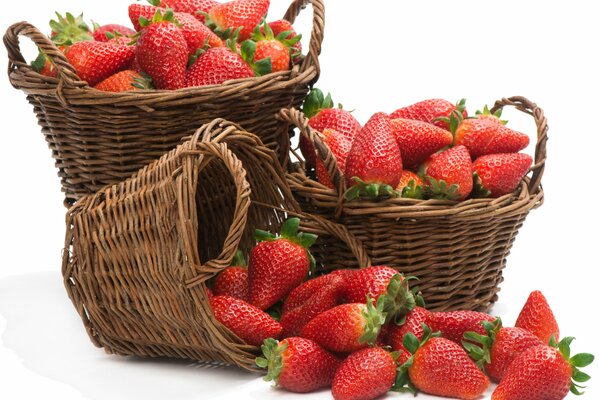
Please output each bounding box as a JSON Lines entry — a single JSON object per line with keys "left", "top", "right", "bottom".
{"left": 5, "top": 0, "right": 324, "bottom": 207}
{"left": 277, "top": 96, "right": 548, "bottom": 312}
{"left": 62, "top": 119, "right": 370, "bottom": 370}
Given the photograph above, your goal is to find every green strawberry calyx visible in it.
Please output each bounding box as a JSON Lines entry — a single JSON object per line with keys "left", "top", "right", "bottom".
{"left": 131, "top": 72, "right": 154, "bottom": 90}
{"left": 475, "top": 105, "right": 508, "bottom": 125}
{"left": 470, "top": 172, "right": 491, "bottom": 199}
{"left": 236, "top": 38, "right": 273, "bottom": 77}
{"left": 377, "top": 274, "right": 417, "bottom": 324}
{"left": 50, "top": 12, "right": 93, "bottom": 46}
{"left": 358, "top": 296, "right": 387, "bottom": 345}
{"left": 400, "top": 179, "right": 424, "bottom": 199}
{"left": 139, "top": 8, "right": 181, "bottom": 29}
{"left": 345, "top": 177, "right": 400, "bottom": 202}
{"left": 423, "top": 176, "right": 461, "bottom": 201}
{"left": 31, "top": 51, "right": 50, "bottom": 73}
{"left": 302, "top": 88, "right": 335, "bottom": 118}
{"left": 251, "top": 20, "right": 302, "bottom": 53}
{"left": 549, "top": 336, "right": 594, "bottom": 395}
{"left": 462, "top": 317, "right": 502, "bottom": 371}
{"left": 433, "top": 98, "right": 467, "bottom": 131}
{"left": 255, "top": 338, "right": 289, "bottom": 385}
{"left": 231, "top": 250, "right": 247, "bottom": 268}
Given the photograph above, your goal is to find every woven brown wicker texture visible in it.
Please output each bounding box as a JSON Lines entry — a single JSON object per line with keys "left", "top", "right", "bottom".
{"left": 62, "top": 119, "right": 369, "bottom": 370}
{"left": 278, "top": 96, "right": 548, "bottom": 312}
{"left": 5, "top": 0, "right": 324, "bottom": 207}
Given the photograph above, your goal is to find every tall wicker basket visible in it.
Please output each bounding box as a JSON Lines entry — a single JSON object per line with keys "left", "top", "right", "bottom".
{"left": 62, "top": 119, "right": 370, "bottom": 370}
{"left": 5, "top": 0, "right": 324, "bottom": 207}
{"left": 278, "top": 96, "right": 547, "bottom": 312}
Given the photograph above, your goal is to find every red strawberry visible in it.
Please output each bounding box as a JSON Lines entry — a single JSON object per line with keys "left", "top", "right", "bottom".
{"left": 453, "top": 115, "right": 530, "bottom": 159}
{"left": 475, "top": 105, "right": 508, "bottom": 125}
{"left": 248, "top": 218, "right": 317, "bottom": 310}
{"left": 207, "top": 0, "right": 270, "bottom": 41}
{"left": 423, "top": 145, "right": 474, "bottom": 200}
{"left": 390, "top": 98, "right": 467, "bottom": 131}
{"left": 251, "top": 21, "right": 301, "bottom": 72}
{"left": 332, "top": 347, "right": 397, "bottom": 400}
{"left": 344, "top": 266, "right": 403, "bottom": 304}
{"left": 185, "top": 46, "right": 256, "bottom": 87}
{"left": 159, "top": 0, "right": 218, "bottom": 22}
{"left": 396, "top": 170, "right": 424, "bottom": 199}
{"left": 129, "top": 4, "right": 161, "bottom": 31}
{"left": 266, "top": 19, "right": 302, "bottom": 63}
{"left": 300, "top": 300, "right": 386, "bottom": 353}
{"left": 397, "top": 327, "right": 490, "bottom": 399}
{"left": 136, "top": 10, "right": 188, "bottom": 90}
{"left": 65, "top": 41, "right": 135, "bottom": 86}
{"left": 427, "top": 310, "right": 494, "bottom": 344}
{"left": 492, "top": 338, "right": 594, "bottom": 399}
{"left": 49, "top": 12, "right": 92, "bottom": 45}
{"left": 388, "top": 306, "right": 432, "bottom": 363}
{"left": 94, "top": 70, "right": 152, "bottom": 92}
{"left": 464, "top": 318, "right": 542, "bottom": 382}
{"left": 300, "top": 89, "right": 361, "bottom": 168}
{"left": 31, "top": 50, "right": 60, "bottom": 78}
{"left": 210, "top": 295, "right": 282, "bottom": 346}
{"left": 213, "top": 251, "right": 249, "bottom": 301}
{"left": 515, "top": 290, "right": 560, "bottom": 344}
{"left": 283, "top": 273, "right": 345, "bottom": 314}
{"left": 315, "top": 129, "right": 353, "bottom": 189}
{"left": 345, "top": 113, "right": 403, "bottom": 200}
{"left": 93, "top": 24, "right": 136, "bottom": 42}
{"left": 472, "top": 153, "right": 533, "bottom": 198}
{"left": 175, "top": 12, "right": 225, "bottom": 56}
{"left": 390, "top": 118, "right": 453, "bottom": 168}
{"left": 256, "top": 337, "right": 341, "bottom": 393}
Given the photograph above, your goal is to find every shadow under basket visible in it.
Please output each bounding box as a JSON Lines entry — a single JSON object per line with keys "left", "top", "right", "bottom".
{"left": 5, "top": 0, "right": 325, "bottom": 207}
{"left": 277, "top": 96, "right": 548, "bottom": 312}
{"left": 62, "top": 119, "right": 370, "bottom": 371}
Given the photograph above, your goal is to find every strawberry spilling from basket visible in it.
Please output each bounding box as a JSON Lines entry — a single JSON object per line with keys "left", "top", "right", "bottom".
{"left": 30, "top": 0, "right": 304, "bottom": 91}
{"left": 300, "top": 89, "right": 535, "bottom": 202}
{"left": 206, "top": 218, "right": 594, "bottom": 400}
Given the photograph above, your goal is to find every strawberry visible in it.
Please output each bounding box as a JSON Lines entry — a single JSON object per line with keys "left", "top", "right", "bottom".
{"left": 136, "top": 9, "right": 188, "bottom": 90}
{"left": 427, "top": 310, "right": 495, "bottom": 344}
{"left": 515, "top": 290, "right": 560, "bottom": 344}
{"left": 175, "top": 12, "right": 225, "bottom": 56}
{"left": 65, "top": 41, "right": 135, "bottom": 86}
{"left": 463, "top": 318, "right": 543, "bottom": 382}
{"left": 390, "top": 118, "right": 453, "bottom": 168}
{"left": 185, "top": 45, "right": 257, "bottom": 87}
{"left": 388, "top": 306, "right": 432, "bottom": 363}
{"left": 256, "top": 337, "right": 341, "bottom": 393}
{"left": 49, "top": 12, "right": 92, "bottom": 45}
{"left": 248, "top": 218, "right": 317, "bottom": 310}
{"left": 301, "top": 89, "right": 361, "bottom": 168}
{"left": 129, "top": 4, "right": 161, "bottom": 31}
{"left": 266, "top": 19, "right": 302, "bottom": 63}
{"left": 92, "top": 24, "right": 136, "bottom": 42}
{"left": 344, "top": 266, "right": 409, "bottom": 305}
{"left": 315, "top": 129, "right": 353, "bottom": 189}
{"left": 251, "top": 21, "right": 301, "bottom": 72}
{"left": 345, "top": 113, "right": 403, "bottom": 200}
{"left": 492, "top": 338, "right": 594, "bottom": 399}
{"left": 300, "top": 299, "right": 386, "bottom": 353}
{"left": 422, "top": 145, "right": 474, "bottom": 200}
{"left": 472, "top": 153, "right": 533, "bottom": 198}
{"left": 213, "top": 251, "right": 249, "bottom": 301}
{"left": 453, "top": 114, "right": 530, "bottom": 159}
{"left": 31, "top": 50, "right": 60, "bottom": 78}
{"left": 210, "top": 295, "right": 282, "bottom": 346}
{"left": 475, "top": 105, "right": 508, "bottom": 125}
{"left": 206, "top": 0, "right": 270, "bottom": 41}
{"left": 332, "top": 347, "right": 397, "bottom": 400}
{"left": 94, "top": 70, "right": 152, "bottom": 92}
{"left": 396, "top": 170, "right": 424, "bottom": 199}
{"left": 159, "top": 0, "right": 218, "bottom": 22}
{"left": 397, "top": 326, "right": 490, "bottom": 399}
{"left": 283, "top": 273, "right": 346, "bottom": 314}
{"left": 390, "top": 98, "right": 467, "bottom": 131}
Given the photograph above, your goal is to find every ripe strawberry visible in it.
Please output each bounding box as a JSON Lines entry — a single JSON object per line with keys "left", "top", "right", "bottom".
{"left": 390, "top": 98, "right": 467, "bottom": 131}
{"left": 472, "top": 153, "right": 533, "bottom": 198}
{"left": 332, "top": 347, "right": 397, "bottom": 400}
{"left": 388, "top": 306, "right": 432, "bottom": 363}
{"left": 94, "top": 70, "right": 152, "bottom": 92}
{"left": 93, "top": 24, "right": 136, "bottom": 42}
{"left": 210, "top": 295, "right": 282, "bottom": 346}
{"left": 159, "top": 0, "right": 218, "bottom": 22}
{"left": 423, "top": 145, "right": 473, "bottom": 200}
{"left": 207, "top": 0, "right": 270, "bottom": 41}
{"left": 283, "top": 273, "right": 345, "bottom": 314}
{"left": 248, "top": 218, "right": 317, "bottom": 310}
{"left": 475, "top": 105, "right": 508, "bottom": 125}
{"left": 31, "top": 50, "right": 60, "bottom": 78}
{"left": 463, "top": 318, "right": 542, "bottom": 382}
{"left": 65, "top": 41, "right": 135, "bottom": 86}
{"left": 301, "top": 89, "right": 361, "bottom": 168}
{"left": 390, "top": 118, "right": 453, "bottom": 168}
{"left": 397, "top": 327, "right": 490, "bottom": 399}
{"left": 251, "top": 21, "right": 301, "bottom": 72}
{"left": 345, "top": 113, "right": 403, "bottom": 200}
{"left": 185, "top": 46, "right": 256, "bottom": 87}
{"left": 213, "top": 251, "right": 249, "bottom": 301}
{"left": 492, "top": 338, "right": 594, "bottom": 399}
{"left": 256, "top": 337, "right": 341, "bottom": 393}
{"left": 396, "top": 170, "right": 424, "bottom": 199}
{"left": 300, "top": 299, "right": 386, "bottom": 353}
{"left": 175, "top": 12, "right": 225, "bottom": 56}
{"left": 315, "top": 129, "right": 353, "bottom": 189}
{"left": 453, "top": 114, "right": 530, "bottom": 159}
{"left": 427, "top": 310, "right": 494, "bottom": 344}
{"left": 129, "top": 4, "right": 161, "bottom": 31}
{"left": 515, "top": 290, "right": 560, "bottom": 344}
{"left": 50, "top": 12, "right": 92, "bottom": 45}
{"left": 136, "top": 9, "right": 188, "bottom": 90}
{"left": 266, "top": 19, "right": 302, "bottom": 63}
{"left": 344, "top": 266, "right": 407, "bottom": 304}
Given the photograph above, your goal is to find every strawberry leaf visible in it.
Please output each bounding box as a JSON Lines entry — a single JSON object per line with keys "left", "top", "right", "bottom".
{"left": 232, "top": 250, "right": 246, "bottom": 267}
{"left": 571, "top": 353, "right": 595, "bottom": 368}
{"left": 280, "top": 217, "right": 300, "bottom": 239}
{"left": 403, "top": 333, "right": 420, "bottom": 355}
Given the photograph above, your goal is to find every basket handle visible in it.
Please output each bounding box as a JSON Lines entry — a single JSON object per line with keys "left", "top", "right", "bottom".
{"left": 491, "top": 96, "right": 548, "bottom": 195}
{"left": 4, "top": 22, "right": 86, "bottom": 91}
{"left": 283, "top": 0, "right": 325, "bottom": 78}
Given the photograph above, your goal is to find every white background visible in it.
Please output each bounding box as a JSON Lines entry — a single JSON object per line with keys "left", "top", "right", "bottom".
{"left": 1, "top": 1, "right": 598, "bottom": 399}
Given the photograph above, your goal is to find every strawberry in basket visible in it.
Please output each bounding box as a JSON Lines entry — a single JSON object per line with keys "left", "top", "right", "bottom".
{"left": 206, "top": 0, "right": 270, "bottom": 41}
{"left": 92, "top": 23, "right": 136, "bottom": 43}
{"left": 49, "top": 12, "right": 92, "bottom": 45}
{"left": 158, "top": 0, "right": 219, "bottom": 22}
{"left": 390, "top": 98, "right": 468, "bottom": 131}
{"left": 422, "top": 145, "right": 474, "bottom": 201}
{"left": 251, "top": 20, "right": 301, "bottom": 72}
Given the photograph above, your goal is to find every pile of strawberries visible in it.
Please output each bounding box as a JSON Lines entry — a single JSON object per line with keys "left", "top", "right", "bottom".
{"left": 300, "top": 90, "right": 534, "bottom": 201}
{"left": 32, "top": 0, "right": 302, "bottom": 91}
{"left": 208, "top": 218, "right": 593, "bottom": 400}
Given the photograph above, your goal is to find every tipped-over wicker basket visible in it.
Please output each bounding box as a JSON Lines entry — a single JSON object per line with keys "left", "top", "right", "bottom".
{"left": 5, "top": 0, "right": 324, "bottom": 207}
{"left": 62, "top": 119, "right": 370, "bottom": 370}
{"left": 278, "top": 96, "right": 547, "bottom": 312}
